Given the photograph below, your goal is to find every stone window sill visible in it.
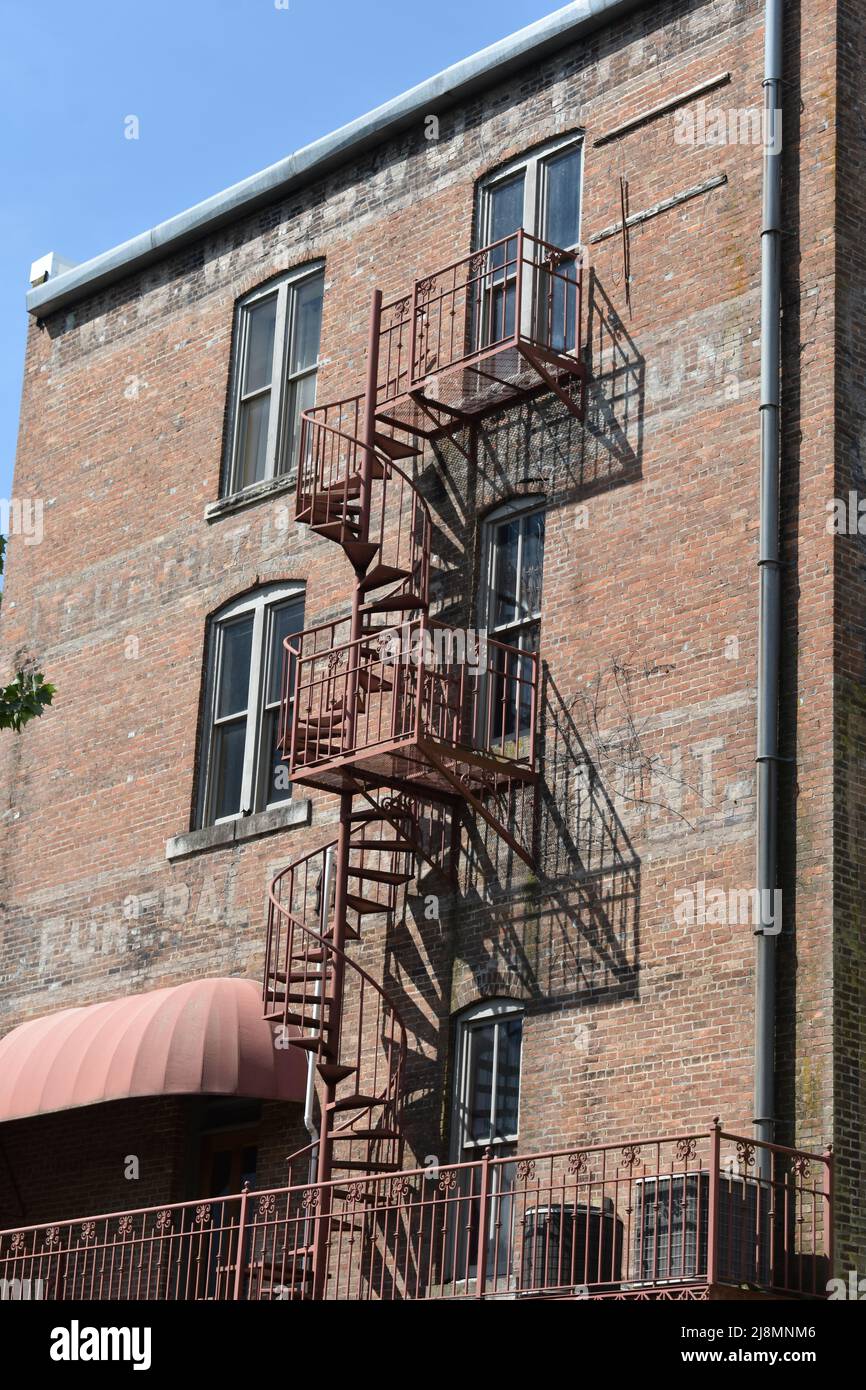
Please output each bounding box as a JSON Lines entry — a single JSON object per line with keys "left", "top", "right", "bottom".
{"left": 205, "top": 473, "right": 296, "bottom": 523}
{"left": 165, "top": 798, "right": 311, "bottom": 861}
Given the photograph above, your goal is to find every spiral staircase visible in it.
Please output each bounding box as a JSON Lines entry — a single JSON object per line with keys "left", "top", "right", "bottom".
{"left": 262, "top": 231, "right": 587, "bottom": 1293}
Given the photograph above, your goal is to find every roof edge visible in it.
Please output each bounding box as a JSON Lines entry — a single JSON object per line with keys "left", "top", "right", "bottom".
{"left": 26, "top": 0, "right": 645, "bottom": 319}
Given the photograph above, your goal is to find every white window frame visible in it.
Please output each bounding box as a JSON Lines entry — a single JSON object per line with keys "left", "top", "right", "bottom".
{"left": 198, "top": 583, "right": 305, "bottom": 828}
{"left": 475, "top": 133, "right": 584, "bottom": 250}
{"left": 224, "top": 263, "right": 324, "bottom": 497}
{"left": 475, "top": 136, "right": 583, "bottom": 346}
{"left": 450, "top": 999, "right": 524, "bottom": 1160}
{"left": 479, "top": 496, "right": 546, "bottom": 647}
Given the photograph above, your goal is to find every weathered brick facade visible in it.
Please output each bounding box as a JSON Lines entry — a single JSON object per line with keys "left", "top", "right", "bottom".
{"left": 0, "top": 0, "right": 859, "bottom": 1278}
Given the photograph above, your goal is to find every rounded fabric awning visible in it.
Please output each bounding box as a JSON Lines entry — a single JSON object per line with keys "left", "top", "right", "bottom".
{"left": 0, "top": 977, "right": 307, "bottom": 1122}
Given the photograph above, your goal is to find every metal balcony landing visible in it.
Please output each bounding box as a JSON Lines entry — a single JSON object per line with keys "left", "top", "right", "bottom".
{"left": 375, "top": 229, "right": 587, "bottom": 438}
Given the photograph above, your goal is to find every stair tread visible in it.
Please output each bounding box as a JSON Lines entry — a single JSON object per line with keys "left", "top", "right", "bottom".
{"left": 373, "top": 431, "right": 421, "bottom": 460}
{"left": 361, "top": 593, "right": 424, "bottom": 613}
{"left": 317, "top": 1062, "right": 357, "bottom": 1084}
{"left": 347, "top": 865, "right": 412, "bottom": 885}
{"left": 328, "top": 1094, "right": 382, "bottom": 1112}
{"left": 345, "top": 892, "right": 388, "bottom": 915}
{"left": 331, "top": 1129, "right": 401, "bottom": 1142}
{"left": 359, "top": 563, "right": 411, "bottom": 594}
{"left": 336, "top": 1161, "right": 401, "bottom": 1173}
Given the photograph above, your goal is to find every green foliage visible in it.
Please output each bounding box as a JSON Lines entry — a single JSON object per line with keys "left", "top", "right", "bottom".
{"left": 0, "top": 535, "right": 55, "bottom": 731}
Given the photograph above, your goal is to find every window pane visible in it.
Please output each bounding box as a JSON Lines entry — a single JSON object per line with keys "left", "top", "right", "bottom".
{"left": 520, "top": 511, "right": 545, "bottom": 620}
{"left": 488, "top": 174, "right": 525, "bottom": 243}
{"left": 263, "top": 707, "right": 291, "bottom": 805}
{"left": 543, "top": 147, "right": 581, "bottom": 248}
{"left": 212, "top": 718, "right": 247, "bottom": 820}
{"left": 491, "top": 520, "right": 520, "bottom": 628}
{"left": 238, "top": 394, "right": 271, "bottom": 488}
{"left": 467, "top": 1024, "right": 496, "bottom": 1143}
{"left": 243, "top": 296, "right": 277, "bottom": 394}
{"left": 280, "top": 371, "right": 317, "bottom": 476}
{"left": 495, "top": 1017, "right": 523, "bottom": 1138}
{"left": 290, "top": 275, "right": 324, "bottom": 374}
{"left": 216, "top": 615, "right": 254, "bottom": 719}
{"left": 268, "top": 601, "right": 304, "bottom": 705}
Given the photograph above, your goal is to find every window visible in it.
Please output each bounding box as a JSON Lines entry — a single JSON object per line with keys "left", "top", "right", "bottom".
{"left": 224, "top": 266, "right": 324, "bottom": 496}
{"left": 480, "top": 498, "right": 545, "bottom": 744}
{"left": 449, "top": 1000, "right": 524, "bottom": 1284}
{"left": 198, "top": 584, "right": 305, "bottom": 827}
{"left": 475, "top": 135, "right": 582, "bottom": 351}
{"left": 451, "top": 1000, "right": 524, "bottom": 1157}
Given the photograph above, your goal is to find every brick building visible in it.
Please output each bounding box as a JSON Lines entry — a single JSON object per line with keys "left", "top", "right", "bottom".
{"left": 0, "top": 0, "right": 857, "bottom": 1300}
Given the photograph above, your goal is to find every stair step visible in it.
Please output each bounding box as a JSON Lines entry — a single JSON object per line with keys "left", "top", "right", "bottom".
{"left": 331, "top": 1129, "right": 401, "bottom": 1142}
{"left": 336, "top": 1161, "right": 401, "bottom": 1173}
{"left": 306, "top": 499, "right": 362, "bottom": 521}
{"left": 333, "top": 1186, "right": 376, "bottom": 1205}
{"left": 357, "top": 669, "right": 393, "bottom": 692}
{"left": 271, "top": 968, "right": 331, "bottom": 984}
{"left": 323, "top": 922, "right": 361, "bottom": 942}
{"left": 373, "top": 431, "right": 421, "bottom": 460}
{"left": 347, "top": 866, "right": 412, "bottom": 886}
{"left": 362, "top": 593, "right": 425, "bottom": 613}
{"left": 351, "top": 838, "right": 414, "bottom": 851}
{"left": 328, "top": 1094, "right": 382, "bottom": 1113}
{"left": 278, "top": 1011, "right": 333, "bottom": 1031}
{"left": 317, "top": 1062, "right": 357, "bottom": 1084}
{"left": 346, "top": 892, "right": 388, "bottom": 916}
{"left": 291, "top": 949, "right": 327, "bottom": 963}
{"left": 359, "top": 563, "right": 412, "bottom": 594}
{"left": 313, "top": 521, "right": 361, "bottom": 543}
{"left": 342, "top": 540, "right": 379, "bottom": 570}
{"left": 289, "top": 1037, "right": 334, "bottom": 1058}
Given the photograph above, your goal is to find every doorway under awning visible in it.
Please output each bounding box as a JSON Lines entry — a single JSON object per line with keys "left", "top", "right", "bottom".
{"left": 0, "top": 976, "right": 307, "bottom": 1122}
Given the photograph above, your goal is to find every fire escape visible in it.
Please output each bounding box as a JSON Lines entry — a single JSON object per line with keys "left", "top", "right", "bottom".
{"left": 262, "top": 230, "right": 586, "bottom": 1295}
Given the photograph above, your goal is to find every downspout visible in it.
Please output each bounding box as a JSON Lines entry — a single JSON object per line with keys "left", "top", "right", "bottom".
{"left": 754, "top": 0, "right": 784, "bottom": 1162}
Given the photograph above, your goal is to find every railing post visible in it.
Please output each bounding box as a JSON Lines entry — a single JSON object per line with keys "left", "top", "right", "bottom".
{"left": 409, "top": 279, "right": 420, "bottom": 388}
{"left": 232, "top": 1183, "right": 250, "bottom": 1302}
{"left": 707, "top": 1118, "right": 721, "bottom": 1287}
{"left": 476, "top": 1148, "right": 492, "bottom": 1299}
{"left": 823, "top": 1144, "right": 834, "bottom": 1280}
{"left": 515, "top": 227, "right": 525, "bottom": 342}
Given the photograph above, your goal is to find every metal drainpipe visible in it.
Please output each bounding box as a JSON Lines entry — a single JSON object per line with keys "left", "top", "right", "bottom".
{"left": 754, "top": 0, "right": 784, "bottom": 1165}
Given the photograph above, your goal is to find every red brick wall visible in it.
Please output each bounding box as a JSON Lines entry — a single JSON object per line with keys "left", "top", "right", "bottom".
{"left": 0, "top": 0, "right": 851, "bottom": 1268}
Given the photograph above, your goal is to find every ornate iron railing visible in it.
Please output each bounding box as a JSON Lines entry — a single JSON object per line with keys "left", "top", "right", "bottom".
{"left": 0, "top": 1129, "right": 831, "bottom": 1301}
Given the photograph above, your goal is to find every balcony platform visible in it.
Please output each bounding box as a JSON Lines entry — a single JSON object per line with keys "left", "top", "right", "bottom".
{"left": 375, "top": 229, "right": 587, "bottom": 438}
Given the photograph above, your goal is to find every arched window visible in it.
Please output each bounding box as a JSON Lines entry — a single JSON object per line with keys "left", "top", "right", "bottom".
{"left": 451, "top": 999, "right": 524, "bottom": 1160}
{"left": 197, "top": 583, "right": 305, "bottom": 827}
{"left": 223, "top": 264, "right": 324, "bottom": 497}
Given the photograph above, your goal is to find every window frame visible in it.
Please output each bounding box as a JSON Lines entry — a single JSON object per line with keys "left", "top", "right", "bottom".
{"left": 197, "top": 583, "right": 305, "bottom": 829}
{"left": 450, "top": 999, "right": 525, "bottom": 1159}
{"left": 475, "top": 136, "right": 583, "bottom": 348}
{"left": 224, "top": 263, "right": 324, "bottom": 498}
{"left": 475, "top": 133, "right": 584, "bottom": 251}
{"left": 479, "top": 496, "right": 546, "bottom": 650}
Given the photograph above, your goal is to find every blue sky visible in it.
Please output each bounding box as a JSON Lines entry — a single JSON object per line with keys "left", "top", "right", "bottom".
{"left": 0, "top": 0, "right": 560, "bottom": 523}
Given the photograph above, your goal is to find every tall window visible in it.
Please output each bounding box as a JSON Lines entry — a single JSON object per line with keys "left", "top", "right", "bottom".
{"left": 449, "top": 1000, "right": 524, "bottom": 1285}
{"left": 198, "top": 584, "right": 305, "bottom": 827}
{"left": 451, "top": 1001, "right": 524, "bottom": 1156}
{"left": 224, "top": 266, "right": 324, "bottom": 496}
{"left": 475, "top": 135, "right": 582, "bottom": 351}
{"left": 480, "top": 498, "right": 545, "bottom": 745}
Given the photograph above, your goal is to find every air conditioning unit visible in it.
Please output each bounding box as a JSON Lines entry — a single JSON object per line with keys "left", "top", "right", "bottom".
{"left": 630, "top": 1172, "right": 771, "bottom": 1286}
{"left": 521, "top": 1201, "right": 624, "bottom": 1294}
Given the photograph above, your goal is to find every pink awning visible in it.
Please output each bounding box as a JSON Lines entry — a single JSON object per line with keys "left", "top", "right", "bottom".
{"left": 0, "top": 977, "right": 306, "bottom": 1122}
